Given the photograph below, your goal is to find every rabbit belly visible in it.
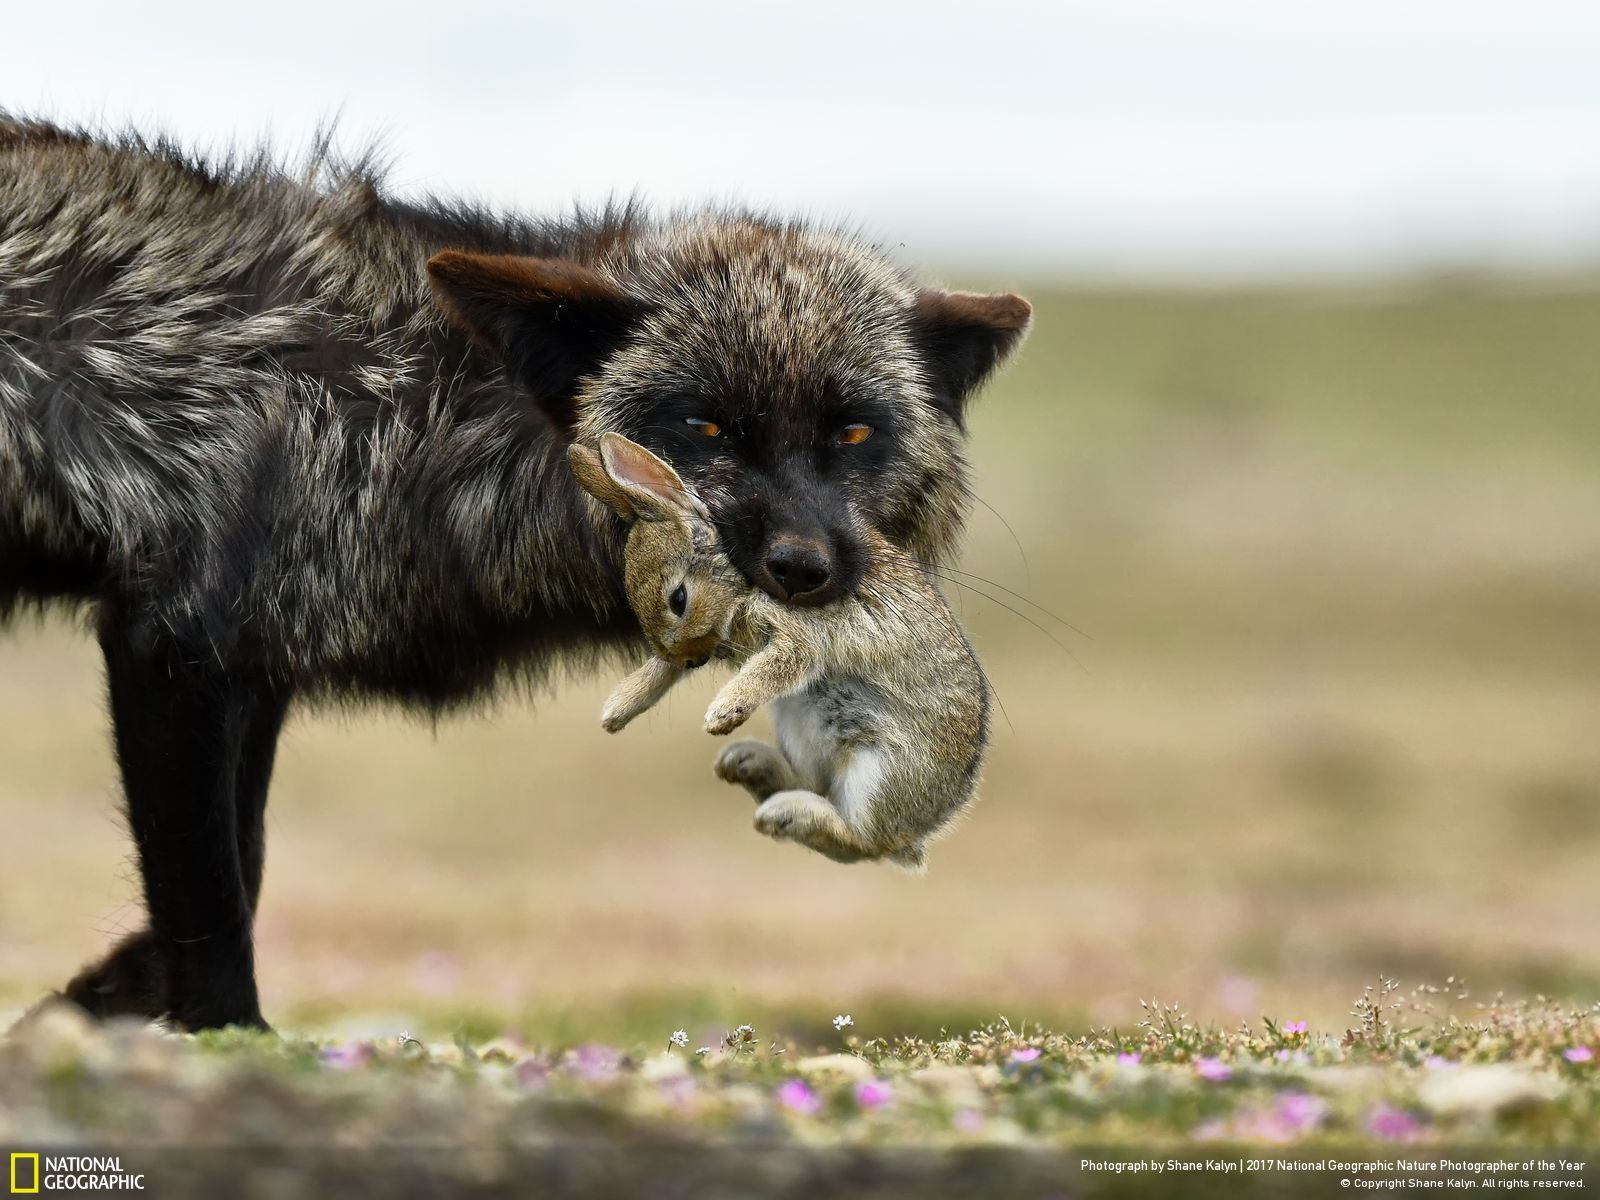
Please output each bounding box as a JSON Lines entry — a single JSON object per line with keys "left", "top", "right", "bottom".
{"left": 770, "top": 681, "right": 889, "bottom": 828}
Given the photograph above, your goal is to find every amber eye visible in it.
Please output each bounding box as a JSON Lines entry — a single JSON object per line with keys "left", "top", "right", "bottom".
{"left": 836, "top": 423, "right": 874, "bottom": 445}
{"left": 685, "top": 418, "right": 723, "bottom": 438}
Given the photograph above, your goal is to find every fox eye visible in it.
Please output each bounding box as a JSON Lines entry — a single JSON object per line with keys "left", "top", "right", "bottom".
{"left": 836, "top": 423, "right": 874, "bottom": 445}
{"left": 685, "top": 418, "right": 723, "bottom": 438}
{"left": 669, "top": 583, "right": 688, "bottom": 617}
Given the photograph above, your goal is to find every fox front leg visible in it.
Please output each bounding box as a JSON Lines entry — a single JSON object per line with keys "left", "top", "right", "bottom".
{"left": 704, "top": 644, "right": 811, "bottom": 735}
{"left": 601, "top": 657, "right": 686, "bottom": 732}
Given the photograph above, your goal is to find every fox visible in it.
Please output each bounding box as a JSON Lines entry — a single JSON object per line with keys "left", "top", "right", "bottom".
{"left": 0, "top": 113, "right": 1030, "bottom": 1029}
{"left": 569, "top": 433, "right": 988, "bottom": 869}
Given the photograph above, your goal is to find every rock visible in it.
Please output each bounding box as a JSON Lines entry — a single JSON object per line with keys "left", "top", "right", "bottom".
{"left": 795, "top": 1053, "right": 874, "bottom": 1081}
{"left": 1417, "top": 1064, "right": 1557, "bottom": 1116}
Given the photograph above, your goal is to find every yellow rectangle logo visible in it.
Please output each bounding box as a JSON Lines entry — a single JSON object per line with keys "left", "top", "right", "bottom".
{"left": 9, "top": 1153, "right": 40, "bottom": 1194}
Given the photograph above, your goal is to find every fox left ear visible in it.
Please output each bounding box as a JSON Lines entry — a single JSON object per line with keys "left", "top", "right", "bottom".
{"left": 911, "top": 289, "right": 1032, "bottom": 425}
{"left": 427, "top": 251, "right": 645, "bottom": 432}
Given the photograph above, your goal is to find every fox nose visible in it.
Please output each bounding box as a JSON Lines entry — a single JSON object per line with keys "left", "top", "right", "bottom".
{"left": 765, "top": 538, "right": 833, "bottom": 603}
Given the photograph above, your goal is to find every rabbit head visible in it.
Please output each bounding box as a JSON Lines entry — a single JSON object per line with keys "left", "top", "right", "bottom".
{"left": 568, "top": 433, "right": 747, "bottom": 668}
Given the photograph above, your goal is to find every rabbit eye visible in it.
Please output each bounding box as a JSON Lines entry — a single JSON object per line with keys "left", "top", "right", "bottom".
{"left": 669, "top": 583, "right": 688, "bottom": 617}
{"left": 685, "top": 418, "right": 723, "bottom": 438}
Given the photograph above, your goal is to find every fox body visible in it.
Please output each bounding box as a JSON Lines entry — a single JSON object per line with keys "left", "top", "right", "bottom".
{"left": 0, "top": 114, "right": 1027, "bottom": 1028}
{"left": 571, "top": 434, "right": 987, "bottom": 869}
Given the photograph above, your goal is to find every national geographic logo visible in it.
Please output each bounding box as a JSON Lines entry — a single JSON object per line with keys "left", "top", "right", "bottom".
{"left": 9, "top": 1155, "right": 145, "bottom": 1192}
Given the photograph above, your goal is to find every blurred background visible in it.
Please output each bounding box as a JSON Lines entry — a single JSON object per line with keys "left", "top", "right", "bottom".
{"left": 1, "top": 1, "right": 1597, "bottom": 1045}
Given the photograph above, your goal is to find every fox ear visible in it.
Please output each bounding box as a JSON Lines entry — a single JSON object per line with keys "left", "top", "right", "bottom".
{"left": 428, "top": 252, "right": 644, "bottom": 432}
{"left": 911, "top": 289, "right": 1032, "bottom": 425}
{"left": 580, "top": 433, "right": 708, "bottom": 522}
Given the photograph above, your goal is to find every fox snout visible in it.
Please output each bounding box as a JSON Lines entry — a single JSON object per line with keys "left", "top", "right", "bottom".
{"left": 712, "top": 474, "right": 865, "bottom": 609}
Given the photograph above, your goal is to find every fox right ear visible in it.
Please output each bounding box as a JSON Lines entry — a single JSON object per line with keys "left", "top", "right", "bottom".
{"left": 428, "top": 252, "right": 645, "bottom": 434}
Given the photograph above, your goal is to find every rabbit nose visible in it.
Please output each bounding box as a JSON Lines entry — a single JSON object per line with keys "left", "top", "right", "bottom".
{"left": 684, "top": 655, "right": 710, "bottom": 670}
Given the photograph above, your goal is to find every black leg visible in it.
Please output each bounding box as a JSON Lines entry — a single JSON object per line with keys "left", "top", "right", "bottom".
{"left": 90, "top": 621, "right": 270, "bottom": 1031}
{"left": 235, "top": 689, "right": 291, "bottom": 917}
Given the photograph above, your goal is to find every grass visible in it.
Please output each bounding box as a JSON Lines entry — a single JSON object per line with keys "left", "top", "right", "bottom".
{"left": 4, "top": 981, "right": 1597, "bottom": 1196}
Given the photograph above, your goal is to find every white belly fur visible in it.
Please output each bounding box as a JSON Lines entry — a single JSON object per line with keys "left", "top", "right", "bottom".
{"left": 770, "top": 694, "right": 884, "bottom": 829}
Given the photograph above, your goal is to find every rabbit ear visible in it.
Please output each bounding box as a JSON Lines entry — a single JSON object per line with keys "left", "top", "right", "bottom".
{"left": 567, "top": 442, "right": 640, "bottom": 521}
{"left": 595, "top": 433, "right": 710, "bottom": 521}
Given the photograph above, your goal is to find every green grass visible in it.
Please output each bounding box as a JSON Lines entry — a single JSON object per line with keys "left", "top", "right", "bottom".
{"left": 5, "top": 982, "right": 1597, "bottom": 1197}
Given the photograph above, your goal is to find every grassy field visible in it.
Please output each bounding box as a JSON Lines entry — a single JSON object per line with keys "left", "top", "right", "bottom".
{"left": 3, "top": 990, "right": 1596, "bottom": 1197}
{"left": 2, "top": 276, "right": 1597, "bottom": 1063}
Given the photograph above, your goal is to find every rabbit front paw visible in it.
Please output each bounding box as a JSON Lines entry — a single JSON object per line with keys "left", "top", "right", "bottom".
{"left": 704, "top": 700, "right": 752, "bottom": 736}
{"left": 600, "top": 703, "right": 638, "bottom": 733}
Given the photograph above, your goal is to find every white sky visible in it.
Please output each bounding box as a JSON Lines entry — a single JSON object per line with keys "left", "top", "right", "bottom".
{"left": 5, "top": 0, "right": 1600, "bottom": 280}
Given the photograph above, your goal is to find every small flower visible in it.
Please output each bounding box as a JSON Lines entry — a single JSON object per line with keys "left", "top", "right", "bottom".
{"left": 1195, "top": 1057, "right": 1232, "bottom": 1081}
{"left": 1365, "top": 1103, "right": 1425, "bottom": 1141}
{"left": 321, "top": 1043, "right": 373, "bottom": 1070}
{"left": 854, "top": 1079, "right": 893, "bottom": 1109}
{"left": 1273, "top": 1092, "right": 1327, "bottom": 1136}
{"left": 1424, "top": 1054, "right": 1457, "bottom": 1070}
{"left": 565, "top": 1043, "right": 623, "bottom": 1082}
{"left": 695, "top": 1046, "right": 713, "bottom": 1055}
{"left": 1010, "top": 1046, "right": 1042, "bottom": 1063}
{"left": 1282, "top": 1020, "right": 1308, "bottom": 1036}
{"left": 777, "top": 1078, "right": 821, "bottom": 1115}
{"left": 668, "top": 1029, "right": 689, "bottom": 1049}
{"left": 1564, "top": 1045, "right": 1594, "bottom": 1064}
{"left": 1116, "top": 1051, "right": 1142, "bottom": 1067}
{"left": 514, "top": 1055, "right": 551, "bottom": 1089}
{"left": 832, "top": 1014, "right": 854, "bottom": 1031}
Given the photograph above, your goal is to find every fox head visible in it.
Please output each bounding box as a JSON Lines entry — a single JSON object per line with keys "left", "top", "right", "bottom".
{"left": 428, "top": 215, "right": 1029, "bottom": 608}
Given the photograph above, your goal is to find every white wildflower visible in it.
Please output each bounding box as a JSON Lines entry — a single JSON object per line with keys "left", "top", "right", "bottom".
{"left": 669, "top": 1029, "right": 689, "bottom": 1048}
{"left": 833, "top": 1014, "right": 854, "bottom": 1031}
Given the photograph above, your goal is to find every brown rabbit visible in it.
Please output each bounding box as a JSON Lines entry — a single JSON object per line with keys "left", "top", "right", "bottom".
{"left": 568, "top": 433, "right": 988, "bottom": 869}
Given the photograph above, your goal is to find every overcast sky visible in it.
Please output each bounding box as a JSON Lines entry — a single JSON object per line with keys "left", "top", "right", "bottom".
{"left": 5, "top": 0, "right": 1599, "bottom": 280}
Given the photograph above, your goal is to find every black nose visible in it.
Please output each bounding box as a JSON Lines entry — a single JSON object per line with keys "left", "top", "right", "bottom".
{"left": 765, "top": 539, "right": 833, "bottom": 602}
{"left": 684, "top": 655, "right": 710, "bottom": 669}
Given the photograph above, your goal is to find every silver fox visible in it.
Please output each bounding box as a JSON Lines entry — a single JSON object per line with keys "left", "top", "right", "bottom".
{"left": 569, "top": 433, "right": 989, "bottom": 870}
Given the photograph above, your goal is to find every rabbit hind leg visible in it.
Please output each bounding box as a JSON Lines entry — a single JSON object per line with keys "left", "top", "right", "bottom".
{"left": 753, "top": 790, "right": 877, "bottom": 863}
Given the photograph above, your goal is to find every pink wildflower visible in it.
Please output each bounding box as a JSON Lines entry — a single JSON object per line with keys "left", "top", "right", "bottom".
{"left": 1282, "top": 1020, "right": 1308, "bottom": 1035}
{"left": 777, "top": 1079, "right": 822, "bottom": 1115}
{"left": 565, "top": 1043, "right": 623, "bottom": 1083}
{"left": 1010, "top": 1046, "right": 1042, "bottom": 1063}
{"left": 1365, "top": 1104, "right": 1425, "bottom": 1141}
{"left": 320, "top": 1043, "right": 373, "bottom": 1070}
{"left": 1195, "top": 1057, "right": 1232, "bottom": 1081}
{"left": 854, "top": 1079, "right": 894, "bottom": 1109}
{"left": 1116, "top": 1051, "right": 1141, "bottom": 1067}
{"left": 1564, "top": 1046, "right": 1594, "bottom": 1064}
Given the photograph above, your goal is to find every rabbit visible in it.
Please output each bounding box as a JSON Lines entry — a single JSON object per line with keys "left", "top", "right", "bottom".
{"left": 567, "top": 432, "right": 989, "bottom": 870}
